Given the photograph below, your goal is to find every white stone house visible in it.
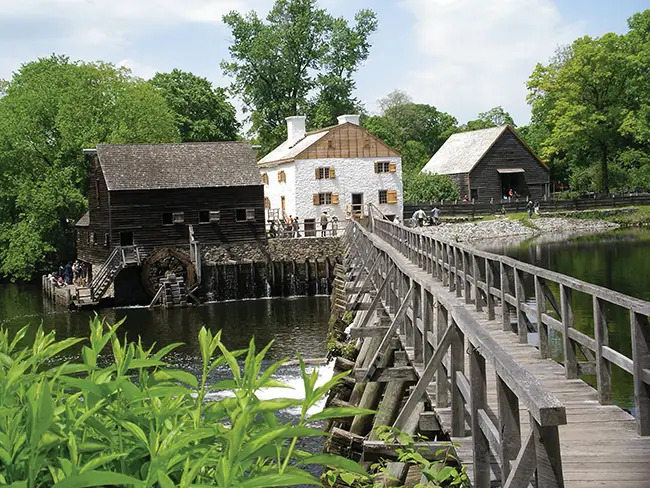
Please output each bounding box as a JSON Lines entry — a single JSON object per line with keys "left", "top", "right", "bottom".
{"left": 259, "top": 115, "right": 403, "bottom": 232}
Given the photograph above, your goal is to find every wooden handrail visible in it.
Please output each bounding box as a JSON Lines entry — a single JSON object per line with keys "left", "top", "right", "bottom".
{"left": 368, "top": 212, "right": 650, "bottom": 436}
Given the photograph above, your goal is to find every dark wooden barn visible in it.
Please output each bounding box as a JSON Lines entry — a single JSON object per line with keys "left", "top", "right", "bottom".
{"left": 421, "top": 125, "right": 550, "bottom": 203}
{"left": 76, "top": 142, "right": 265, "bottom": 267}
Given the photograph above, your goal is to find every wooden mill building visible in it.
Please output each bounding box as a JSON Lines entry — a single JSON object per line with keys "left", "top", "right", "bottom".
{"left": 421, "top": 125, "right": 550, "bottom": 203}
{"left": 76, "top": 142, "right": 265, "bottom": 266}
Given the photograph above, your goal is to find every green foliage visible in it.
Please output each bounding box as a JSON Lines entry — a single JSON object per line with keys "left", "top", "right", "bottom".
{"left": 458, "top": 106, "right": 515, "bottom": 132}
{"left": 0, "top": 55, "right": 179, "bottom": 279}
{"left": 526, "top": 10, "right": 650, "bottom": 193}
{"left": 150, "top": 69, "right": 240, "bottom": 142}
{"left": 0, "top": 317, "right": 370, "bottom": 487}
{"left": 404, "top": 172, "right": 459, "bottom": 203}
{"left": 324, "top": 427, "right": 469, "bottom": 487}
{"left": 221, "top": 0, "right": 378, "bottom": 153}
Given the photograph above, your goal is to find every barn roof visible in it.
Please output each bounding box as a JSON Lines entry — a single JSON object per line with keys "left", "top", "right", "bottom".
{"left": 258, "top": 127, "right": 332, "bottom": 166}
{"left": 75, "top": 211, "right": 90, "bottom": 227}
{"left": 421, "top": 125, "right": 510, "bottom": 175}
{"left": 95, "top": 142, "right": 261, "bottom": 191}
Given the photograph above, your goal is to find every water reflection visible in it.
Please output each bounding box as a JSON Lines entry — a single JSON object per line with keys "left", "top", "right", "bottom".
{"left": 487, "top": 228, "right": 650, "bottom": 410}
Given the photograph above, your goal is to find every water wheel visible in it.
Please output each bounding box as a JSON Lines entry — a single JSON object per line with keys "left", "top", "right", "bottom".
{"left": 141, "top": 248, "right": 197, "bottom": 297}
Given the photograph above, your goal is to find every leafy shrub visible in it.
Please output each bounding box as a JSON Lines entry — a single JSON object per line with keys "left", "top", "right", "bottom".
{"left": 404, "top": 173, "right": 459, "bottom": 203}
{"left": 0, "top": 317, "right": 371, "bottom": 487}
{"left": 324, "top": 427, "right": 469, "bottom": 487}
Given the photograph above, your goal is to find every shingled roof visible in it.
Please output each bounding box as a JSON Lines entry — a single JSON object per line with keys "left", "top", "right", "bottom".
{"left": 421, "top": 126, "right": 509, "bottom": 175}
{"left": 95, "top": 142, "right": 261, "bottom": 191}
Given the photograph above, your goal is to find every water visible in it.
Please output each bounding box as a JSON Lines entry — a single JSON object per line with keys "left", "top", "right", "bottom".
{"left": 487, "top": 228, "right": 650, "bottom": 409}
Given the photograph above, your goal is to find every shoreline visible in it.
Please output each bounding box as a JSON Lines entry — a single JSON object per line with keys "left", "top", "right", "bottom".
{"left": 416, "top": 214, "right": 620, "bottom": 248}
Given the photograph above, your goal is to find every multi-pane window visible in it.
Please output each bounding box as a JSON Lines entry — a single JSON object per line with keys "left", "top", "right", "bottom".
{"left": 261, "top": 173, "right": 269, "bottom": 184}
{"left": 264, "top": 197, "right": 271, "bottom": 209}
{"left": 209, "top": 211, "right": 220, "bottom": 222}
{"left": 278, "top": 171, "right": 286, "bottom": 183}
{"left": 313, "top": 192, "right": 340, "bottom": 205}
{"left": 199, "top": 210, "right": 210, "bottom": 223}
{"left": 378, "top": 190, "right": 388, "bottom": 204}
{"left": 315, "top": 167, "right": 336, "bottom": 179}
{"left": 163, "top": 212, "right": 184, "bottom": 225}
{"left": 236, "top": 208, "right": 256, "bottom": 221}
{"left": 375, "top": 161, "right": 391, "bottom": 173}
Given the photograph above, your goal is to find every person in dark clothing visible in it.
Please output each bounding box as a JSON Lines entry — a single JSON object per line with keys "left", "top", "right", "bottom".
{"left": 526, "top": 200, "right": 534, "bottom": 217}
{"left": 64, "top": 262, "right": 73, "bottom": 284}
{"left": 58, "top": 263, "right": 65, "bottom": 279}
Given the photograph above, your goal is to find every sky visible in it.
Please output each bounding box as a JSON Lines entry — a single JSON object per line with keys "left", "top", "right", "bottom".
{"left": 0, "top": 0, "right": 647, "bottom": 127}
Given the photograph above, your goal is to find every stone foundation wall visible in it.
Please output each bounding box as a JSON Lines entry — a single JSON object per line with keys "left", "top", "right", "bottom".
{"left": 201, "top": 237, "right": 342, "bottom": 264}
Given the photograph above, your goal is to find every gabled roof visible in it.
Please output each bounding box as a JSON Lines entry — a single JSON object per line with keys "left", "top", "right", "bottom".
{"left": 95, "top": 142, "right": 261, "bottom": 191}
{"left": 421, "top": 125, "right": 509, "bottom": 175}
{"left": 258, "top": 122, "right": 400, "bottom": 167}
{"left": 75, "top": 211, "right": 90, "bottom": 227}
{"left": 258, "top": 129, "right": 330, "bottom": 166}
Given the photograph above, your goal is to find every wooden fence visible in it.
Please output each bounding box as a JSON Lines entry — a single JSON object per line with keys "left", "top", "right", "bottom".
{"left": 369, "top": 212, "right": 650, "bottom": 436}
{"left": 404, "top": 193, "right": 650, "bottom": 218}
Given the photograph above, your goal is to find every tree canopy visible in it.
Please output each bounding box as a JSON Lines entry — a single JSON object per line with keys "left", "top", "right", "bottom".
{"left": 150, "top": 69, "right": 240, "bottom": 142}
{"left": 0, "top": 55, "right": 179, "bottom": 280}
{"left": 221, "top": 0, "right": 378, "bottom": 153}
{"left": 526, "top": 10, "right": 650, "bottom": 193}
{"left": 458, "top": 106, "right": 515, "bottom": 132}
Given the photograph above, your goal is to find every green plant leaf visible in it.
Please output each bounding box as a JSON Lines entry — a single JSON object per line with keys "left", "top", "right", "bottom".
{"left": 300, "top": 454, "right": 369, "bottom": 477}
{"left": 239, "top": 472, "right": 320, "bottom": 488}
{"left": 307, "top": 407, "right": 375, "bottom": 422}
{"left": 52, "top": 470, "right": 141, "bottom": 487}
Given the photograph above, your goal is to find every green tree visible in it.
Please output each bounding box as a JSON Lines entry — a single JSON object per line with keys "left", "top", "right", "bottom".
{"left": 527, "top": 30, "right": 634, "bottom": 193}
{"left": 221, "top": 0, "right": 378, "bottom": 153}
{"left": 459, "top": 106, "right": 515, "bottom": 132}
{"left": 150, "top": 69, "right": 240, "bottom": 142}
{"left": 0, "top": 55, "right": 179, "bottom": 280}
{"left": 404, "top": 172, "right": 459, "bottom": 203}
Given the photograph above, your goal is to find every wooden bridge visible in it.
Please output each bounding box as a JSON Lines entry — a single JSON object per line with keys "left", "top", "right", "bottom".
{"left": 326, "top": 214, "right": 650, "bottom": 487}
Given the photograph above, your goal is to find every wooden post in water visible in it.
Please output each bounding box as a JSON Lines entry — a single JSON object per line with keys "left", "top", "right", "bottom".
{"left": 631, "top": 311, "right": 650, "bottom": 435}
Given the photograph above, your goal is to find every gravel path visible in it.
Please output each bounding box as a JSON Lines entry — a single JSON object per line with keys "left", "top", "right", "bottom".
{"left": 416, "top": 216, "right": 619, "bottom": 244}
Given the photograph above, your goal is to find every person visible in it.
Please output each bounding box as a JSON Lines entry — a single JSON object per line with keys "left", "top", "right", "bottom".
{"left": 526, "top": 200, "right": 534, "bottom": 217}
{"left": 432, "top": 206, "right": 440, "bottom": 226}
{"left": 57, "top": 275, "right": 64, "bottom": 287}
{"left": 58, "top": 263, "right": 65, "bottom": 279}
{"left": 534, "top": 201, "right": 540, "bottom": 215}
{"left": 72, "top": 260, "right": 80, "bottom": 285}
{"left": 48, "top": 272, "right": 58, "bottom": 286}
{"left": 64, "top": 262, "right": 73, "bottom": 285}
{"left": 269, "top": 220, "right": 277, "bottom": 238}
{"left": 394, "top": 215, "right": 402, "bottom": 226}
{"left": 331, "top": 216, "right": 339, "bottom": 236}
{"left": 320, "top": 212, "right": 329, "bottom": 237}
{"left": 293, "top": 216, "right": 301, "bottom": 237}
{"left": 463, "top": 194, "right": 469, "bottom": 204}
{"left": 412, "top": 208, "right": 426, "bottom": 227}
{"left": 508, "top": 188, "right": 514, "bottom": 199}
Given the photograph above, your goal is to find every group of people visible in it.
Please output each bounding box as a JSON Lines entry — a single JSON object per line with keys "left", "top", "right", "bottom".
{"left": 267, "top": 212, "right": 340, "bottom": 238}
{"left": 411, "top": 206, "right": 440, "bottom": 227}
{"left": 504, "top": 188, "right": 521, "bottom": 200}
{"left": 47, "top": 260, "right": 90, "bottom": 288}
{"left": 526, "top": 200, "right": 541, "bottom": 217}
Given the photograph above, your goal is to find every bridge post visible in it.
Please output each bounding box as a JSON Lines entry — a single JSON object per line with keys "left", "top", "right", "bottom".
{"left": 485, "top": 259, "right": 496, "bottom": 320}
{"left": 436, "top": 304, "right": 449, "bottom": 408}
{"left": 560, "top": 284, "right": 578, "bottom": 379}
{"left": 413, "top": 282, "right": 423, "bottom": 363}
{"left": 469, "top": 343, "right": 490, "bottom": 487}
{"left": 500, "top": 262, "right": 512, "bottom": 332}
{"left": 423, "top": 290, "right": 434, "bottom": 363}
{"left": 531, "top": 418, "right": 564, "bottom": 488}
{"left": 514, "top": 268, "right": 527, "bottom": 343}
{"left": 472, "top": 254, "right": 483, "bottom": 312}
{"left": 497, "top": 376, "right": 521, "bottom": 481}
{"left": 631, "top": 311, "right": 650, "bottom": 435}
{"left": 450, "top": 319, "right": 465, "bottom": 437}
{"left": 593, "top": 296, "right": 611, "bottom": 404}
{"left": 535, "top": 276, "right": 550, "bottom": 359}
{"left": 463, "top": 251, "right": 472, "bottom": 305}
{"left": 454, "top": 247, "right": 462, "bottom": 297}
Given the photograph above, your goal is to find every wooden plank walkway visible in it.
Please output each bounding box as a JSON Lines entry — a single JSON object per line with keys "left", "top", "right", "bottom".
{"left": 393, "top": 253, "right": 650, "bottom": 487}
{"left": 356, "top": 218, "right": 650, "bottom": 487}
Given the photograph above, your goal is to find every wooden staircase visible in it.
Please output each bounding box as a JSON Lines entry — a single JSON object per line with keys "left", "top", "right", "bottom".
{"left": 75, "top": 246, "right": 144, "bottom": 307}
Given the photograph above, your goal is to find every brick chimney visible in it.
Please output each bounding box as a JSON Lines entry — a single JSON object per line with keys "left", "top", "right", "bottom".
{"left": 337, "top": 114, "right": 360, "bottom": 126}
{"left": 286, "top": 116, "right": 306, "bottom": 146}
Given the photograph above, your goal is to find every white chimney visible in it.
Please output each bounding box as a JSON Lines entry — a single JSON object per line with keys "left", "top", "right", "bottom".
{"left": 286, "top": 116, "right": 306, "bottom": 146}
{"left": 337, "top": 114, "right": 360, "bottom": 126}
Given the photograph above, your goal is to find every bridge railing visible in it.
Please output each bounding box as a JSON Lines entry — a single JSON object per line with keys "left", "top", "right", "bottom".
{"left": 368, "top": 210, "right": 650, "bottom": 436}
{"left": 346, "top": 222, "right": 567, "bottom": 487}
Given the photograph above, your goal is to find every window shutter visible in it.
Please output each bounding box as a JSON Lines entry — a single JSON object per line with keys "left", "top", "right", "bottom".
{"left": 262, "top": 173, "right": 268, "bottom": 184}
{"left": 264, "top": 197, "right": 270, "bottom": 209}
{"left": 313, "top": 193, "right": 320, "bottom": 206}
{"left": 332, "top": 193, "right": 339, "bottom": 204}
{"left": 387, "top": 190, "right": 398, "bottom": 204}
{"left": 314, "top": 167, "right": 320, "bottom": 179}
{"left": 374, "top": 162, "right": 379, "bottom": 173}
{"left": 389, "top": 162, "right": 397, "bottom": 173}
{"left": 329, "top": 167, "right": 336, "bottom": 178}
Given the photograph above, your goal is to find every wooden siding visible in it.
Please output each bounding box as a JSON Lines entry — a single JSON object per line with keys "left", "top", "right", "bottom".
{"left": 468, "top": 130, "right": 549, "bottom": 203}
{"left": 297, "top": 124, "right": 400, "bottom": 160}
{"left": 77, "top": 154, "right": 112, "bottom": 264}
{"left": 108, "top": 185, "right": 266, "bottom": 251}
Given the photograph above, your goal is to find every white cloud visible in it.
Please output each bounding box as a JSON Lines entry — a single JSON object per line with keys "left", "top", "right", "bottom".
{"left": 400, "top": 0, "right": 584, "bottom": 125}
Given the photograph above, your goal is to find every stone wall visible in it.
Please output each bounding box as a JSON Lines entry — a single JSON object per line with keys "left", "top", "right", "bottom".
{"left": 201, "top": 237, "right": 342, "bottom": 265}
